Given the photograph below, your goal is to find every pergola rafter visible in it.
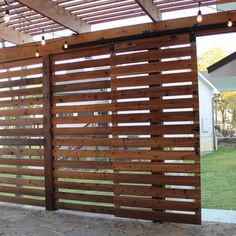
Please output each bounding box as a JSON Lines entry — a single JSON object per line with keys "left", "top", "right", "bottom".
{"left": 0, "top": 23, "right": 33, "bottom": 44}
{"left": 16, "top": 0, "right": 91, "bottom": 33}
{"left": 135, "top": 0, "right": 162, "bottom": 21}
{"left": 0, "top": 0, "right": 235, "bottom": 44}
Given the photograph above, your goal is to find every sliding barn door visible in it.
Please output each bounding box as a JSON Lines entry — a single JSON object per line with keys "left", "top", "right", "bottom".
{"left": 50, "top": 33, "right": 201, "bottom": 224}
{"left": 110, "top": 34, "right": 200, "bottom": 224}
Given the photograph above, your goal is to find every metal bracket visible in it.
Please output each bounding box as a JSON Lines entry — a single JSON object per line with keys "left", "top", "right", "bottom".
{"left": 109, "top": 42, "right": 115, "bottom": 55}
{"left": 195, "top": 142, "right": 200, "bottom": 155}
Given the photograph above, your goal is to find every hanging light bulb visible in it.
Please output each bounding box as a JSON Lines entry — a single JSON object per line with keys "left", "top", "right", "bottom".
{"left": 4, "top": 9, "right": 10, "bottom": 23}
{"left": 228, "top": 18, "right": 233, "bottom": 27}
{"left": 63, "top": 41, "right": 68, "bottom": 49}
{"left": 41, "top": 35, "right": 46, "bottom": 46}
{"left": 197, "top": 2, "right": 203, "bottom": 23}
{"left": 197, "top": 10, "right": 203, "bottom": 23}
{"left": 35, "top": 48, "right": 40, "bottom": 58}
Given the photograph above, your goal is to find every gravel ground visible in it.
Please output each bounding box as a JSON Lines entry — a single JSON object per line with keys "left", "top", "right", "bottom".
{"left": 0, "top": 204, "right": 235, "bottom": 236}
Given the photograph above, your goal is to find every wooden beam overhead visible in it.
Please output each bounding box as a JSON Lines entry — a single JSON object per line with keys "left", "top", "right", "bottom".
{"left": 0, "top": 23, "right": 33, "bottom": 44}
{"left": 16, "top": 0, "right": 91, "bottom": 33}
{"left": 217, "top": 0, "right": 236, "bottom": 4}
{"left": 1, "top": 9, "right": 236, "bottom": 63}
{"left": 135, "top": 0, "right": 161, "bottom": 21}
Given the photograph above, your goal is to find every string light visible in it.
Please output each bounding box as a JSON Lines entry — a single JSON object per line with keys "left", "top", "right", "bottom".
{"left": 63, "top": 41, "right": 68, "bottom": 49}
{"left": 35, "top": 47, "right": 40, "bottom": 57}
{"left": 2, "top": 0, "right": 234, "bottom": 54}
{"left": 203, "top": 4, "right": 234, "bottom": 28}
{"left": 228, "top": 18, "right": 233, "bottom": 27}
{"left": 197, "top": 2, "right": 203, "bottom": 23}
{"left": 41, "top": 35, "right": 46, "bottom": 46}
{"left": 4, "top": 9, "right": 10, "bottom": 23}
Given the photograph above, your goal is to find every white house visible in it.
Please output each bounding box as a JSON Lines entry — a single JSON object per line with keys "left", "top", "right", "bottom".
{"left": 198, "top": 72, "right": 219, "bottom": 154}
{"left": 208, "top": 52, "right": 236, "bottom": 92}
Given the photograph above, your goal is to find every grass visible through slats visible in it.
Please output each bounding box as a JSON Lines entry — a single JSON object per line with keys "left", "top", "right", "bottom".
{"left": 201, "top": 148, "right": 236, "bottom": 210}
{"left": 0, "top": 148, "right": 235, "bottom": 210}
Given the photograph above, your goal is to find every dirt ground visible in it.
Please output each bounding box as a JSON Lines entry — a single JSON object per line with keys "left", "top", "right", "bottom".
{"left": 0, "top": 204, "right": 235, "bottom": 236}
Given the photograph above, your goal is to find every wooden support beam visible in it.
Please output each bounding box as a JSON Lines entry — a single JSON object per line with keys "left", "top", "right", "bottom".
{"left": 0, "top": 23, "right": 33, "bottom": 44}
{"left": 17, "top": 0, "right": 91, "bottom": 33}
{"left": 0, "top": 10, "right": 236, "bottom": 63}
{"left": 217, "top": 0, "right": 236, "bottom": 4}
{"left": 42, "top": 55, "right": 55, "bottom": 211}
{"left": 135, "top": 0, "right": 161, "bottom": 21}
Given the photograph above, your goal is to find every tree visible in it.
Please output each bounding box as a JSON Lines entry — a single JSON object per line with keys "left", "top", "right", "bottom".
{"left": 198, "top": 48, "right": 228, "bottom": 71}
{"left": 227, "top": 92, "right": 236, "bottom": 129}
{"left": 216, "top": 92, "right": 236, "bottom": 129}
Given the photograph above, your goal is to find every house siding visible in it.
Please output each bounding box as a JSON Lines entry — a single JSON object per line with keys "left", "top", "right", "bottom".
{"left": 199, "top": 77, "right": 215, "bottom": 154}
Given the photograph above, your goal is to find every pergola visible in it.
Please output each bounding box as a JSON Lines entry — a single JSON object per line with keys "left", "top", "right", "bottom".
{"left": 0, "top": 0, "right": 234, "bottom": 44}
{"left": 0, "top": 0, "right": 235, "bottom": 226}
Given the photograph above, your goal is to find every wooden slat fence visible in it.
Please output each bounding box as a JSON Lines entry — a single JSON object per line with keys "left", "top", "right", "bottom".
{"left": 0, "top": 57, "right": 45, "bottom": 207}
{"left": 0, "top": 33, "right": 200, "bottom": 224}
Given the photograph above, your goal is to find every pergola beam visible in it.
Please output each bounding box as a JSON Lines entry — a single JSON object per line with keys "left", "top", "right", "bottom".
{"left": 217, "top": 0, "right": 236, "bottom": 3}
{"left": 0, "top": 23, "right": 33, "bottom": 44}
{"left": 1, "top": 9, "right": 236, "bottom": 62}
{"left": 16, "top": 0, "right": 91, "bottom": 33}
{"left": 135, "top": 0, "right": 161, "bottom": 21}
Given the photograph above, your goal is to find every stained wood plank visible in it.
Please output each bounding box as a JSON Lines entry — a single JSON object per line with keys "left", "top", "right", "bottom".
{"left": 42, "top": 55, "right": 55, "bottom": 211}
{"left": 56, "top": 202, "right": 114, "bottom": 215}
{"left": 0, "top": 177, "right": 45, "bottom": 187}
{"left": 53, "top": 150, "right": 198, "bottom": 161}
{"left": 0, "top": 158, "right": 44, "bottom": 166}
{"left": 0, "top": 129, "right": 43, "bottom": 136}
{"left": 115, "top": 208, "right": 200, "bottom": 224}
{"left": 0, "top": 196, "right": 45, "bottom": 207}
{"left": 0, "top": 139, "right": 44, "bottom": 146}
{"left": 0, "top": 186, "right": 45, "bottom": 197}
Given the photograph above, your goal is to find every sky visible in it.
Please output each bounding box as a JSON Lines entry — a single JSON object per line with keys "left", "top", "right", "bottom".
{"left": 197, "top": 33, "right": 236, "bottom": 57}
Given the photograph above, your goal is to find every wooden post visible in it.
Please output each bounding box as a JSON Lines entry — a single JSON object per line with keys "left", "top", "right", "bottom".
{"left": 42, "top": 55, "right": 55, "bottom": 211}
{"left": 110, "top": 43, "right": 118, "bottom": 211}
{"left": 150, "top": 47, "right": 164, "bottom": 223}
{"left": 191, "top": 39, "right": 202, "bottom": 225}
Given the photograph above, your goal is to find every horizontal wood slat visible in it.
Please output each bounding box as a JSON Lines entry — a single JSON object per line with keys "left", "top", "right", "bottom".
{"left": 0, "top": 98, "right": 43, "bottom": 108}
{"left": 53, "top": 150, "right": 198, "bottom": 160}
{"left": 115, "top": 208, "right": 200, "bottom": 224}
{"left": 0, "top": 196, "right": 45, "bottom": 207}
{"left": 53, "top": 137, "right": 198, "bottom": 148}
{"left": 0, "top": 186, "right": 45, "bottom": 197}
{"left": 56, "top": 202, "right": 114, "bottom": 215}
{"left": 0, "top": 177, "right": 45, "bottom": 187}
{"left": 0, "top": 158, "right": 44, "bottom": 166}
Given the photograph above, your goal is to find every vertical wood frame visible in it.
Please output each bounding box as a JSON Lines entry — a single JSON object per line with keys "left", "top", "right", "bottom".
{"left": 42, "top": 55, "right": 55, "bottom": 211}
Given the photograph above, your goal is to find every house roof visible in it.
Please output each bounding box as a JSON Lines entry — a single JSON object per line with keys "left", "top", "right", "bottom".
{"left": 198, "top": 72, "right": 219, "bottom": 94}
{"left": 207, "top": 51, "right": 236, "bottom": 73}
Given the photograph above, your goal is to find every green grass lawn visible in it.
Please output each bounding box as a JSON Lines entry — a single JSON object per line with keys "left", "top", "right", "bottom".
{"left": 201, "top": 147, "right": 236, "bottom": 210}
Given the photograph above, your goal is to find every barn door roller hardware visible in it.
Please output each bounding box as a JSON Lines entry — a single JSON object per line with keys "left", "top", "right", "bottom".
{"left": 64, "top": 22, "right": 234, "bottom": 51}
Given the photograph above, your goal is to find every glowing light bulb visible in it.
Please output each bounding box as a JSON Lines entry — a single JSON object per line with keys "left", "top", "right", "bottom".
{"left": 197, "top": 10, "right": 202, "bottom": 23}
{"left": 41, "top": 36, "right": 46, "bottom": 46}
{"left": 35, "top": 49, "right": 40, "bottom": 58}
{"left": 228, "top": 18, "right": 233, "bottom": 27}
{"left": 4, "top": 9, "right": 10, "bottom": 23}
{"left": 64, "top": 41, "right": 68, "bottom": 49}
